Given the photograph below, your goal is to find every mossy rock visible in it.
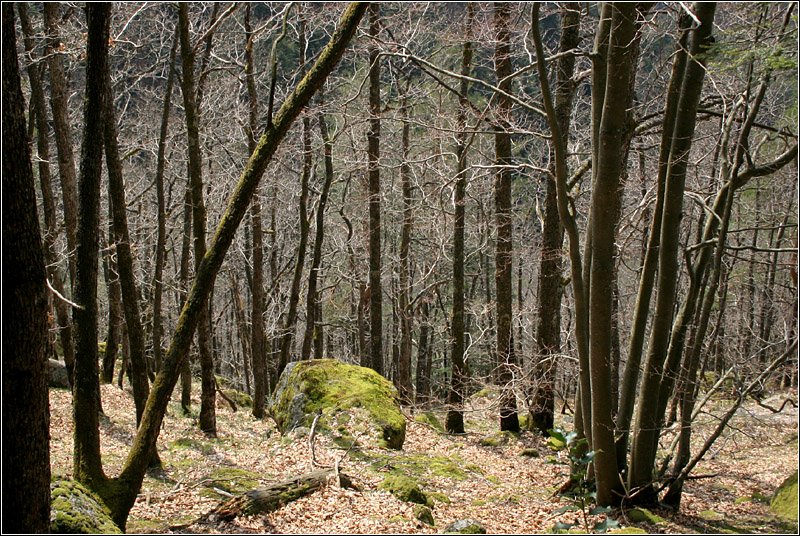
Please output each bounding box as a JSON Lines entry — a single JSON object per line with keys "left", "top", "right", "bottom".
{"left": 771, "top": 470, "right": 798, "bottom": 522}
{"left": 269, "top": 359, "right": 406, "bottom": 449}
{"left": 50, "top": 478, "right": 121, "bottom": 534}
{"left": 200, "top": 467, "right": 261, "bottom": 498}
{"left": 626, "top": 508, "right": 664, "bottom": 524}
{"left": 444, "top": 518, "right": 487, "bottom": 534}
{"left": 414, "top": 411, "right": 445, "bottom": 432}
{"left": 479, "top": 430, "right": 517, "bottom": 447}
{"left": 413, "top": 504, "right": 435, "bottom": 526}
{"left": 223, "top": 388, "right": 253, "bottom": 408}
{"left": 519, "top": 447, "right": 540, "bottom": 458}
{"left": 379, "top": 474, "right": 431, "bottom": 506}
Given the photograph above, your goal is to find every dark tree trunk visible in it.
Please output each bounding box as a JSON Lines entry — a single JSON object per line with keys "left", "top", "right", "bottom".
{"left": 245, "top": 4, "right": 267, "bottom": 418}
{"left": 71, "top": 0, "right": 111, "bottom": 491}
{"left": 493, "top": 3, "right": 519, "bottom": 433}
{"left": 301, "top": 94, "right": 335, "bottom": 361}
{"left": 415, "top": 296, "right": 432, "bottom": 406}
{"left": 100, "top": 7, "right": 367, "bottom": 528}
{"left": 178, "top": 187, "right": 193, "bottom": 414}
{"left": 152, "top": 28, "right": 179, "bottom": 376}
{"left": 367, "top": 4, "right": 384, "bottom": 377}
{"left": 19, "top": 3, "right": 75, "bottom": 381}
{"left": 2, "top": 4, "right": 52, "bottom": 530}
{"left": 179, "top": 3, "right": 216, "bottom": 437}
{"left": 531, "top": 2, "right": 579, "bottom": 436}
{"left": 446, "top": 5, "right": 473, "bottom": 434}
{"left": 397, "top": 91, "right": 414, "bottom": 404}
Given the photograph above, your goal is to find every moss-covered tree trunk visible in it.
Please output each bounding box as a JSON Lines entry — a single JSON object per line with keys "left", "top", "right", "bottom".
{"left": 2, "top": 4, "right": 52, "bottom": 531}
{"left": 96, "top": 5, "right": 368, "bottom": 528}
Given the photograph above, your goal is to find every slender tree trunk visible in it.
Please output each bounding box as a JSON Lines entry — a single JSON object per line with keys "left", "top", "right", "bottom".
{"left": 179, "top": 3, "right": 216, "bottom": 436}
{"left": 446, "top": 5, "right": 473, "bottom": 434}
{"left": 71, "top": 0, "right": 111, "bottom": 491}
{"left": 103, "top": 7, "right": 367, "bottom": 527}
{"left": 628, "top": 3, "right": 717, "bottom": 503}
{"left": 397, "top": 91, "right": 414, "bottom": 405}
{"left": 416, "top": 296, "right": 432, "bottom": 406}
{"left": 244, "top": 4, "right": 267, "bottom": 418}
{"left": 367, "top": 4, "right": 385, "bottom": 377}
{"left": 103, "top": 69, "right": 151, "bottom": 428}
{"left": 2, "top": 5, "right": 51, "bottom": 529}
{"left": 178, "top": 186, "right": 193, "bottom": 414}
{"left": 19, "top": 3, "right": 76, "bottom": 381}
{"left": 301, "top": 93, "right": 335, "bottom": 361}
{"left": 277, "top": 11, "right": 312, "bottom": 378}
{"left": 530, "top": 2, "right": 578, "bottom": 436}
{"left": 152, "top": 28, "right": 179, "bottom": 376}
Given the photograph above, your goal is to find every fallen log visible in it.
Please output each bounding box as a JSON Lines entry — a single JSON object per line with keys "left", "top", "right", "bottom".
{"left": 208, "top": 469, "right": 355, "bottom": 521}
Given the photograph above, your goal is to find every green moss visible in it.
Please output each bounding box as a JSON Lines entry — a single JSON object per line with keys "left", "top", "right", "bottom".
{"left": 200, "top": 467, "right": 261, "bottom": 498}
{"left": 472, "top": 499, "right": 487, "bottom": 506}
{"left": 626, "top": 508, "right": 664, "bottom": 524}
{"left": 771, "top": 470, "right": 798, "bottom": 522}
{"left": 169, "top": 436, "right": 215, "bottom": 455}
{"left": 270, "top": 359, "right": 406, "bottom": 449}
{"left": 364, "top": 452, "right": 470, "bottom": 482}
{"left": 486, "top": 475, "right": 502, "bottom": 485}
{"left": 224, "top": 389, "right": 253, "bottom": 408}
{"left": 518, "top": 413, "right": 530, "bottom": 430}
{"left": 379, "top": 474, "right": 431, "bottom": 506}
{"left": 520, "top": 448, "right": 540, "bottom": 458}
{"left": 414, "top": 411, "right": 445, "bottom": 432}
{"left": 608, "top": 528, "right": 647, "bottom": 534}
{"left": 428, "top": 491, "right": 452, "bottom": 504}
{"left": 479, "top": 431, "right": 517, "bottom": 447}
{"left": 413, "top": 504, "right": 435, "bottom": 526}
{"left": 50, "top": 479, "right": 122, "bottom": 534}
{"left": 699, "top": 509, "right": 723, "bottom": 521}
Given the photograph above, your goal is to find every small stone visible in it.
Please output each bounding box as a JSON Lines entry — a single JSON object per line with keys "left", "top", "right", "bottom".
{"left": 444, "top": 518, "right": 486, "bottom": 534}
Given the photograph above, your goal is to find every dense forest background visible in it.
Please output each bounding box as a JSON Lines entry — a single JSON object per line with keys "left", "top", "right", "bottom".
{"left": 3, "top": 2, "right": 797, "bottom": 533}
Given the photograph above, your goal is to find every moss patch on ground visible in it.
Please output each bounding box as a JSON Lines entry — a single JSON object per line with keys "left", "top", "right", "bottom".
{"left": 270, "top": 359, "right": 406, "bottom": 449}
{"left": 200, "top": 466, "right": 261, "bottom": 498}
{"left": 50, "top": 478, "right": 121, "bottom": 534}
{"left": 625, "top": 508, "right": 665, "bottom": 524}
{"left": 379, "top": 474, "right": 431, "bottom": 506}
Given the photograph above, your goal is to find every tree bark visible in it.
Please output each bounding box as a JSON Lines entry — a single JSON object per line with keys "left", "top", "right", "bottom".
{"left": 71, "top": 0, "right": 111, "bottom": 491}
{"left": 99, "top": 6, "right": 367, "bottom": 528}
{"left": 628, "top": 3, "right": 717, "bottom": 503}
{"left": 446, "top": 4, "right": 474, "bottom": 434}
{"left": 367, "top": 4, "right": 384, "bottom": 377}
{"left": 179, "top": 3, "right": 216, "bottom": 437}
{"left": 530, "top": 2, "right": 578, "bottom": 436}
{"left": 2, "top": 4, "right": 52, "bottom": 530}
{"left": 494, "top": 2, "right": 519, "bottom": 433}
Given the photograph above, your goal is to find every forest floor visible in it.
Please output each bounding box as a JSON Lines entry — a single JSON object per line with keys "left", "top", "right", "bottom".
{"left": 49, "top": 381, "right": 798, "bottom": 534}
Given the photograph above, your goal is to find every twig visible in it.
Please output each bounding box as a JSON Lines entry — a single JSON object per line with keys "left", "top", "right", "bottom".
{"left": 47, "top": 278, "right": 83, "bottom": 310}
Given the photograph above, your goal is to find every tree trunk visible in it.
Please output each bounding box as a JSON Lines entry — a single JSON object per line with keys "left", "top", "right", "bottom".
{"left": 244, "top": 4, "right": 267, "bottom": 418}
{"left": 446, "top": 5, "right": 473, "bottom": 434}
{"left": 43, "top": 2, "right": 79, "bottom": 290}
{"left": 367, "top": 4, "right": 385, "bottom": 377}
{"left": 2, "top": 4, "right": 52, "bottom": 530}
{"left": 530, "top": 2, "right": 578, "bottom": 436}
{"left": 397, "top": 90, "right": 414, "bottom": 405}
{"left": 277, "top": 12, "right": 313, "bottom": 379}
{"left": 416, "top": 296, "right": 432, "bottom": 406}
{"left": 494, "top": 2, "right": 519, "bottom": 433}
{"left": 628, "top": 3, "right": 717, "bottom": 503}
{"left": 100, "top": 6, "right": 367, "bottom": 528}
{"left": 152, "top": 28, "right": 179, "bottom": 376}
{"left": 178, "top": 3, "right": 216, "bottom": 437}
{"left": 71, "top": 0, "right": 111, "bottom": 492}
{"left": 103, "top": 68, "right": 151, "bottom": 428}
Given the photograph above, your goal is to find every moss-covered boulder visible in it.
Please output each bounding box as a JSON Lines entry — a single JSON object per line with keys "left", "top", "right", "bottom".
{"left": 413, "top": 504, "right": 435, "bottom": 526}
{"left": 50, "top": 479, "right": 121, "bottom": 534}
{"left": 771, "top": 470, "right": 798, "bottom": 522}
{"left": 270, "top": 359, "right": 406, "bottom": 449}
{"left": 379, "top": 474, "right": 431, "bottom": 506}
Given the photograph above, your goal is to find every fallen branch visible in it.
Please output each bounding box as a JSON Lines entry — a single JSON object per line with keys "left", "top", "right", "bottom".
{"left": 207, "top": 469, "right": 356, "bottom": 522}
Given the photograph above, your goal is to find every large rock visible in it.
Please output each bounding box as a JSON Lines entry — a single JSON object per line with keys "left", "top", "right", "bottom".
{"left": 50, "top": 478, "right": 121, "bottom": 533}
{"left": 444, "top": 519, "right": 486, "bottom": 534}
{"left": 771, "top": 470, "right": 798, "bottom": 522}
{"left": 49, "top": 359, "right": 70, "bottom": 389}
{"left": 270, "top": 359, "right": 406, "bottom": 449}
